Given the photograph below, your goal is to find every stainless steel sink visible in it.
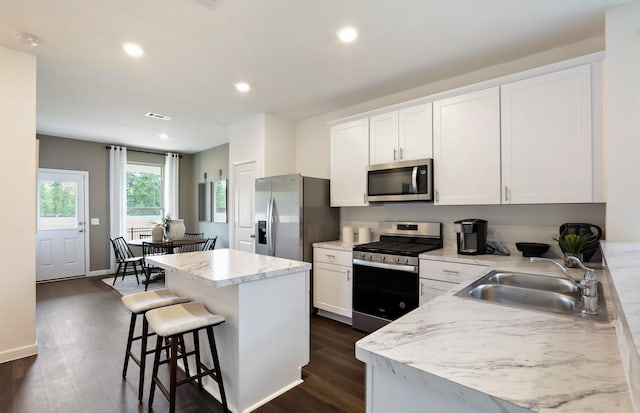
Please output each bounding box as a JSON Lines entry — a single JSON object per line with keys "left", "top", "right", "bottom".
{"left": 455, "top": 270, "right": 608, "bottom": 322}
{"left": 484, "top": 272, "right": 579, "bottom": 296}
{"left": 467, "top": 284, "right": 577, "bottom": 314}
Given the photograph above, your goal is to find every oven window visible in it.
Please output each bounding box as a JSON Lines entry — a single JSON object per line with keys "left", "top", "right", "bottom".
{"left": 353, "top": 264, "right": 419, "bottom": 320}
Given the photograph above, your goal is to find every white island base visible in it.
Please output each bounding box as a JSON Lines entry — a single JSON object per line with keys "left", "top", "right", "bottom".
{"left": 148, "top": 249, "right": 311, "bottom": 413}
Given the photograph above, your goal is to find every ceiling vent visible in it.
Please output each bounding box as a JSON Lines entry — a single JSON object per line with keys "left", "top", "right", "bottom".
{"left": 145, "top": 112, "right": 172, "bottom": 120}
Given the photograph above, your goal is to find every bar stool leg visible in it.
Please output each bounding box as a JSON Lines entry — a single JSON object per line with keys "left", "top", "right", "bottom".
{"left": 138, "top": 316, "right": 149, "bottom": 402}
{"left": 178, "top": 334, "right": 190, "bottom": 378}
{"left": 148, "top": 335, "right": 163, "bottom": 409}
{"left": 207, "top": 326, "right": 229, "bottom": 413}
{"left": 193, "top": 330, "right": 203, "bottom": 389}
{"left": 122, "top": 313, "right": 136, "bottom": 378}
{"left": 169, "top": 336, "right": 179, "bottom": 413}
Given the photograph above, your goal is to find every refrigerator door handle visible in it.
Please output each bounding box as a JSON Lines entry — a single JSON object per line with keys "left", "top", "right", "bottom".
{"left": 267, "top": 196, "right": 275, "bottom": 256}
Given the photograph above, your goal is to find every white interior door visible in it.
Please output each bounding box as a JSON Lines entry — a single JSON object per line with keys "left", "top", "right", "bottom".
{"left": 36, "top": 169, "right": 87, "bottom": 281}
{"left": 234, "top": 162, "right": 256, "bottom": 252}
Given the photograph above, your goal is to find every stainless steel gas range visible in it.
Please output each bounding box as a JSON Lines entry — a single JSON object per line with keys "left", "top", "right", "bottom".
{"left": 352, "top": 221, "right": 442, "bottom": 333}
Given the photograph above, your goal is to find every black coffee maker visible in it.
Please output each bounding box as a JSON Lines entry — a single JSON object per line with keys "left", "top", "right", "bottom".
{"left": 454, "top": 219, "right": 488, "bottom": 255}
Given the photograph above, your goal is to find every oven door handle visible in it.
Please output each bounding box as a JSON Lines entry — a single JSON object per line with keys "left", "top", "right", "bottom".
{"left": 353, "top": 259, "right": 417, "bottom": 273}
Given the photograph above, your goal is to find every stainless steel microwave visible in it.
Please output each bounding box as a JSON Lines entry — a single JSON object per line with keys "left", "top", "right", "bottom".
{"left": 367, "top": 159, "right": 433, "bottom": 202}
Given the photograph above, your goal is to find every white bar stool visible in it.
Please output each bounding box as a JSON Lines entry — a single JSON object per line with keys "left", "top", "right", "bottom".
{"left": 121, "top": 289, "right": 191, "bottom": 402}
{"left": 146, "top": 302, "right": 229, "bottom": 413}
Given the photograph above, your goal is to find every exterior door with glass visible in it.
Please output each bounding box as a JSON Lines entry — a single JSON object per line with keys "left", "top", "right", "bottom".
{"left": 36, "top": 169, "right": 87, "bottom": 281}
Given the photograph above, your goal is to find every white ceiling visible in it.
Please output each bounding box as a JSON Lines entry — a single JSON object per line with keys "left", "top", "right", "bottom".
{"left": 0, "top": 0, "right": 633, "bottom": 153}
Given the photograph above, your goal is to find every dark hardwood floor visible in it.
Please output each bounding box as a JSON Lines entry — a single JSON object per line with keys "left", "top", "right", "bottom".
{"left": 0, "top": 277, "right": 366, "bottom": 413}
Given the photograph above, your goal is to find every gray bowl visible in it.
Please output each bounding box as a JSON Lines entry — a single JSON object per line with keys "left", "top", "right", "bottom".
{"left": 515, "top": 242, "right": 550, "bottom": 257}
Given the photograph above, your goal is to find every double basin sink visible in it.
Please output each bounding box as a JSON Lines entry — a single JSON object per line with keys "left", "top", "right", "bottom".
{"left": 455, "top": 270, "right": 608, "bottom": 322}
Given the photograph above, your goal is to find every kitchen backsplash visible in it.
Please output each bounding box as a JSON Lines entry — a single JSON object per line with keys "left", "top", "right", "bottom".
{"left": 340, "top": 203, "right": 606, "bottom": 261}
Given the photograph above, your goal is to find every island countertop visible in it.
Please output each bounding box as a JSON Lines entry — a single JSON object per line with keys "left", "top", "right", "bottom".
{"left": 146, "top": 248, "right": 311, "bottom": 288}
{"left": 355, "top": 258, "right": 634, "bottom": 413}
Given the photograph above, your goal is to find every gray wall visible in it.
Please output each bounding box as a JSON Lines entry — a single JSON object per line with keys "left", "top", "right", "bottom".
{"left": 38, "top": 134, "right": 194, "bottom": 272}
{"left": 38, "top": 135, "right": 110, "bottom": 271}
{"left": 189, "top": 143, "right": 230, "bottom": 248}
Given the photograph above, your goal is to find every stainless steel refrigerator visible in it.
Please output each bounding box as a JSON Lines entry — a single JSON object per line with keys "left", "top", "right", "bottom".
{"left": 255, "top": 174, "right": 339, "bottom": 263}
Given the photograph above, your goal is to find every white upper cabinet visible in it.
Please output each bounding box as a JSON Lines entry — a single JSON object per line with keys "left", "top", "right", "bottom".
{"left": 369, "top": 103, "right": 432, "bottom": 165}
{"left": 330, "top": 118, "right": 369, "bottom": 207}
{"left": 433, "top": 87, "right": 501, "bottom": 205}
{"left": 370, "top": 111, "right": 399, "bottom": 164}
{"left": 501, "top": 64, "right": 592, "bottom": 204}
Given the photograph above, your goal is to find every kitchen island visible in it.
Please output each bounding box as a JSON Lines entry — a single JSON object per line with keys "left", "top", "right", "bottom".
{"left": 356, "top": 255, "right": 635, "bottom": 413}
{"left": 147, "top": 249, "right": 312, "bottom": 413}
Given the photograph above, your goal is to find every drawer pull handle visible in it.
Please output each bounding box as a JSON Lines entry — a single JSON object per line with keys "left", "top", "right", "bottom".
{"left": 443, "top": 269, "right": 459, "bottom": 275}
{"left": 326, "top": 254, "right": 336, "bottom": 259}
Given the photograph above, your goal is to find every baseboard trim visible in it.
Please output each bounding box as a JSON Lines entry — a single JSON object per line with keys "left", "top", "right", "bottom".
{"left": 87, "top": 269, "right": 113, "bottom": 277}
{"left": 0, "top": 343, "right": 38, "bottom": 364}
{"left": 317, "top": 309, "right": 353, "bottom": 326}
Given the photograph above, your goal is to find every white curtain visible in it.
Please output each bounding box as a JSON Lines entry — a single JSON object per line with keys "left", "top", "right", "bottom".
{"left": 109, "top": 146, "right": 127, "bottom": 267}
{"left": 163, "top": 153, "right": 180, "bottom": 219}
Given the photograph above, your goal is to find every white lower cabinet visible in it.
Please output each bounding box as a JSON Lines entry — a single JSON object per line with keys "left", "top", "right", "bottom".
{"left": 313, "top": 247, "right": 352, "bottom": 319}
{"left": 419, "top": 258, "right": 488, "bottom": 306}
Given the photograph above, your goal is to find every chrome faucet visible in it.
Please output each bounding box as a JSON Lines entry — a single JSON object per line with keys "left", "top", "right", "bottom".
{"left": 529, "top": 256, "right": 598, "bottom": 315}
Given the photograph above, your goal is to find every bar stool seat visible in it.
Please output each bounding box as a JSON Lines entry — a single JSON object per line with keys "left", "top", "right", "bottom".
{"left": 146, "top": 302, "right": 229, "bottom": 413}
{"left": 121, "top": 289, "right": 192, "bottom": 402}
{"left": 121, "top": 288, "right": 191, "bottom": 314}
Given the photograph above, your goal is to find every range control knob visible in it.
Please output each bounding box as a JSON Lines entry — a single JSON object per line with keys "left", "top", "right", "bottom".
{"left": 381, "top": 255, "right": 386, "bottom": 261}
{"left": 404, "top": 258, "right": 409, "bottom": 264}
{"left": 394, "top": 256, "right": 400, "bottom": 263}
{"left": 368, "top": 254, "right": 373, "bottom": 260}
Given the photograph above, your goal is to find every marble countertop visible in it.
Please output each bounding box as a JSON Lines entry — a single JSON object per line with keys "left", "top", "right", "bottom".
{"left": 147, "top": 248, "right": 311, "bottom": 288}
{"left": 420, "top": 246, "right": 520, "bottom": 265}
{"left": 356, "top": 258, "right": 634, "bottom": 412}
{"left": 312, "top": 240, "right": 362, "bottom": 251}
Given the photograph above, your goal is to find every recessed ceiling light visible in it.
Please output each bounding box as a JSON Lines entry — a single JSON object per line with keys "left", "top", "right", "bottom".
{"left": 234, "top": 82, "right": 251, "bottom": 93}
{"left": 158, "top": 133, "right": 169, "bottom": 140}
{"left": 15, "top": 32, "right": 40, "bottom": 47}
{"left": 145, "top": 112, "right": 172, "bottom": 120}
{"left": 337, "top": 26, "right": 358, "bottom": 43}
{"left": 122, "top": 42, "right": 144, "bottom": 58}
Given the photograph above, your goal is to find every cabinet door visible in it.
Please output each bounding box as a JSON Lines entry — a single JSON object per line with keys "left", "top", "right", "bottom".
{"left": 370, "top": 111, "right": 399, "bottom": 164}
{"left": 313, "top": 262, "right": 352, "bottom": 317}
{"left": 433, "top": 87, "right": 501, "bottom": 205}
{"left": 399, "top": 103, "right": 433, "bottom": 161}
{"left": 330, "top": 119, "right": 369, "bottom": 206}
{"left": 419, "top": 278, "right": 457, "bottom": 306}
{"left": 501, "top": 65, "right": 592, "bottom": 204}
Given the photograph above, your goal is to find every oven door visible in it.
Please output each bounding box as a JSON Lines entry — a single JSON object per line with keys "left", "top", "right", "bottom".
{"left": 352, "top": 260, "right": 419, "bottom": 332}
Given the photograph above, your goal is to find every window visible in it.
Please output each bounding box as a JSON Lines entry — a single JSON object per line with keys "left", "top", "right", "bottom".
{"left": 126, "top": 162, "right": 163, "bottom": 239}
{"left": 39, "top": 180, "right": 78, "bottom": 230}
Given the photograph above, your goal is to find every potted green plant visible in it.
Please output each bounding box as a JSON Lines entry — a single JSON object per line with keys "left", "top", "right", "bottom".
{"left": 556, "top": 233, "right": 599, "bottom": 267}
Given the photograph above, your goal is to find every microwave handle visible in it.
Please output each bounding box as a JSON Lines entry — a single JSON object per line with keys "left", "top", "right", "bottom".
{"left": 411, "top": 167, "right": 418, "bottom": 193}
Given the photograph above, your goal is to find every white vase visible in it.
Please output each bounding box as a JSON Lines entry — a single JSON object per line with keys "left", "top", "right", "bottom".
{"left": 151, "top": 224, "right": 164, "bottom": 242}
{"left": 167, "top": 219, "right": 186, "bottom": 240}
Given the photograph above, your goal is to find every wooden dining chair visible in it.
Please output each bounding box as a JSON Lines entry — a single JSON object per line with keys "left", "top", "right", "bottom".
{"left": 180, "top": 233, "right": 205, "bottom": 253}
{"left": 201, "top": 237, "right": 218, "bottom": 251}
{"left": 110, "top": 237, "right": 145, "bottom": 285}
{"left": 142, "top": 241, "right": 174, "bottom": 291}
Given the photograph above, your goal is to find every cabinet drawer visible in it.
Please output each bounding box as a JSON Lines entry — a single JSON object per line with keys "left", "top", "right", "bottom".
{"left": 314, "top": 247, "right": 352, "bottom": 266}
{"left": 419, "top": 260, "right": 487, "bottom": 283}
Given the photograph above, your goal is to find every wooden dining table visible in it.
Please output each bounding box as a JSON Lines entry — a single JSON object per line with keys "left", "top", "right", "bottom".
{"left": 126, "top": 238, "right": 207, "bottom": 249}
{"left": 127, "top": 238, "right": 207, "bottom": 284}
